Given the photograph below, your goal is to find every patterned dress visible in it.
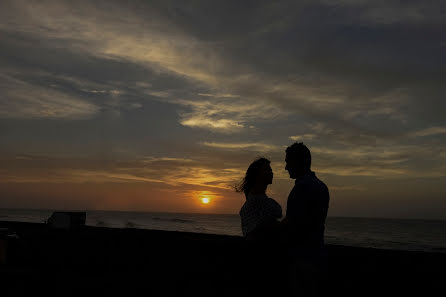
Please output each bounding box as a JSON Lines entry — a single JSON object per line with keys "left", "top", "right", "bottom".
{"left": 239, "top": 193, "right": 282, "bottom": 238}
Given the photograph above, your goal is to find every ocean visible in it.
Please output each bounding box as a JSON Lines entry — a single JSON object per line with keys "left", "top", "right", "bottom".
{"left": 1, "top": 208, "right": 445, "bottom": 253}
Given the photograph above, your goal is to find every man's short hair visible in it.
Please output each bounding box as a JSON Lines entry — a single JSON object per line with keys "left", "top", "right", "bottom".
{"left": 286, "top": 142, "right": 311, "bottom": 170}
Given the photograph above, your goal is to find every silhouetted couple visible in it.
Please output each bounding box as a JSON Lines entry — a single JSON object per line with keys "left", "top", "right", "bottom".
{"left": 237, "top": 142, "right": 330, "bottom": 296}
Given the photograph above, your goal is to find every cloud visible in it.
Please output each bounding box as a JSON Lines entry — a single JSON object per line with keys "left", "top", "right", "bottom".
{"left": 1, "top": 1, "right": 443, "bottom": 129}
{"left": 310, "top": 142, "right": 446, "bottom": 178}
{"left": 321, "top": 0, "right": 446, "bottom": 25}
{"left": 145, "top": 90, "right": 171, "bottom": 98}
{"left": 175, "top": 98, "right": 286, "bottom": 133}
{"left": 289, "top": 134, "right": 317, "bottom": 141}
{"left": 411, "top": 127, "right": 446, "bottom": 137}
{"left": 0, "top": 153, "right": 245, "bottom": 190}
{"left": 0, "top": 73, "right": 99, "bottom": 119}
{"left": 329, "top": 184, "right": 367, "bottom": 191}
{"left": 197, "top": 93, "right": 239, "bottom": 98}
{"left": 141, "top": 157, "right": 194, "bottom": 163}
{"left": 2, "top": 0, "right": 443, "bottom": 136}
{"left": 0, "top": 0, "right": 223, "bottom": 87}
{"left": 181, "top": 117, "right": 244, "bottom": 132}
{"left": 201, "top": 142, "right": 280, "bottom": 152}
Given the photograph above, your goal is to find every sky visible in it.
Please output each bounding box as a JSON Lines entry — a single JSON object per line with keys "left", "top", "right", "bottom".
{"left": 0, "top": 0, "right": 445, "bottom": 219}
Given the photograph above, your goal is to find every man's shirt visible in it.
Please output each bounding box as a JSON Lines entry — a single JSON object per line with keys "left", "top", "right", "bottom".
{"left": 284, "top": 171, "right": 329, "bottom": 251}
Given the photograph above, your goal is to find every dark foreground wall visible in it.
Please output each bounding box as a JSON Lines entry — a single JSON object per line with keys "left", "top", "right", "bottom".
{"left": 1, "top": 221, "right": 445, "bottom": 296}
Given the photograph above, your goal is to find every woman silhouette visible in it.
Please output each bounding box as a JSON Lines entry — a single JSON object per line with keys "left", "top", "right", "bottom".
{"left": 236, "top": 157, "right": 282, "bottom": 241}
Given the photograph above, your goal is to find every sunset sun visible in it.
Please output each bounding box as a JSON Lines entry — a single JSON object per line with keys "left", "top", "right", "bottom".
{"left": 193, "top": 191, "right": 216, "bottom": 206}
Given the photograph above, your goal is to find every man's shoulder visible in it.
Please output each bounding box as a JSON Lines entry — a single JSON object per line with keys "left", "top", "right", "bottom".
{"left": 294, "top": 172, "right": 317, "bottom": 186}
{"left": 293, "top": 173, "right": 329, "bottom": 194}
{"left": 314, "top": 175, "right": 328, "bottom": 190}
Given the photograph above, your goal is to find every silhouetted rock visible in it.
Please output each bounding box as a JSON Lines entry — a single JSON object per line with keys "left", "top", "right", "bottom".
{"left": 47, "top": 212, "right": 86, "bottom": 230}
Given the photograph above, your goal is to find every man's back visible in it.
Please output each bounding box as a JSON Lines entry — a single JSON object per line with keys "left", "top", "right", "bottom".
{"left": 283, "top": 171, "right": 329, "bottom": 252}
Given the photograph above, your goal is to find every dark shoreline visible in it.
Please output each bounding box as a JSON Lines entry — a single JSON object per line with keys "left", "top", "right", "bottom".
{"left": 1, "top": 220, "right": 445, "bottom": 296}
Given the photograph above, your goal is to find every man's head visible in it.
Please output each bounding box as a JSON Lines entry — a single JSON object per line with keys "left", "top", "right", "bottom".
{"left": 285, "top": 142, "right": 311, "bottom": 179}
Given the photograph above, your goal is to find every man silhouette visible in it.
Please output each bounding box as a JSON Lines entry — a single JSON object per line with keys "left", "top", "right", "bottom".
{"left": 281, "top": 142, "right": 329, "bottom": 296}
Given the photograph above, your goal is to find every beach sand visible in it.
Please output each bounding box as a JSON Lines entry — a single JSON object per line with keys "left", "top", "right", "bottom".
{"left": 1, "top": 220, "right": 445, "bottom": 296}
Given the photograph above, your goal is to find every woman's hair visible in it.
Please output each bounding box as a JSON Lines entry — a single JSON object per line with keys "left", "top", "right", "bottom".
{"left": 235, "top": 157, "right": 271, "bottom": 197}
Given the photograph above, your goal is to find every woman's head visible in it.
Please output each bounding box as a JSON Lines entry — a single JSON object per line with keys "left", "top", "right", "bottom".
{"left": 235, "top": 157, "right": 273, "bottom": 197}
